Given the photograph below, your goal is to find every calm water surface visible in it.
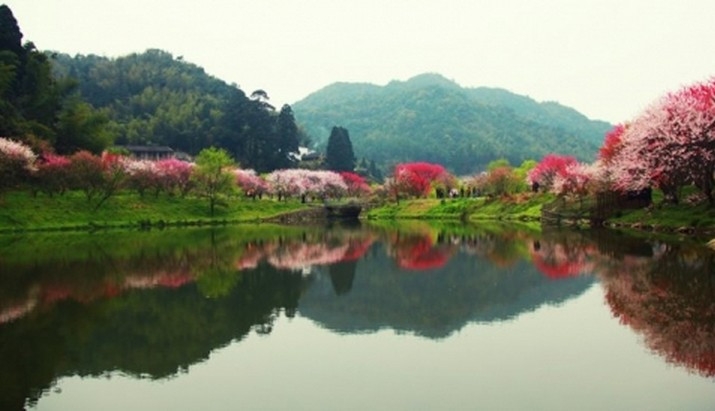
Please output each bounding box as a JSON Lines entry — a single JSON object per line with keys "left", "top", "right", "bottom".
{"left": 0, "top": 222, "right": 713, "bottom": 410}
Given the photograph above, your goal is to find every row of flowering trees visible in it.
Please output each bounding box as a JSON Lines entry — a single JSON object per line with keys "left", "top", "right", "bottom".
{"left": 0, "top": 138, "right": 373, "bottom": 209}
{"left": 525, "top": 78, "right": 715, "bottom": 205}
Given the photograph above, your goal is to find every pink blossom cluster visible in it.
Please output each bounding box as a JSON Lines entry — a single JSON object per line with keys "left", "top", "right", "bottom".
{"left": 551, "top": 162, "right": 596, "bottom": 197}
{"left": 601, "top": 78, "right": 715, "bottom": 203}
{"left": 235, "top": 168, "right": 269, "bottom": 197}
{"left": 0, "top": 137, "right": 37, "bottom": 170}
{"left": 339, "top": 172, "right": 371, "bottom": 197}
{"left": 266, "top": 169, "right": 347, "bottom": 199}
{"left": 123, "top": 157, "right": 194, "bottom": 196}
{"left": 527, "top": 154, "right": 578, "bottom": 190}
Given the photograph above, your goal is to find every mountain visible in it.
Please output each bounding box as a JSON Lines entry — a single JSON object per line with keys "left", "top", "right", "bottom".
{"left": 293, "top": 73, "right": 611, "bottom": 174}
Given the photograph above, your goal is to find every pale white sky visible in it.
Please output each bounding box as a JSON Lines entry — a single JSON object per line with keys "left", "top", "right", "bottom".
{"left": 5, "top": 0, "right": 715, "bottom": 123}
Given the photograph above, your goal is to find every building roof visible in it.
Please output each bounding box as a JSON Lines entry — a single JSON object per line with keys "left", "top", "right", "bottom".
{"left": 120, "top": 145, "right": 175, "bottom": 153}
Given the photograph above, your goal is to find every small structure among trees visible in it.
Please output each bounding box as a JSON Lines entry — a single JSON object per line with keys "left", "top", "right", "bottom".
{"left": 118, "top": 145, "right": 175, "bottom": 161}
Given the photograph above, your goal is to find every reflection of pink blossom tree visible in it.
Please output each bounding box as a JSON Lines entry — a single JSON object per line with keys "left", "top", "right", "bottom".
{"left": 529, "top": 234, "right": 596, "bottom": 279}
{"left": 597, "top": 248, "right": 715, "bottom": 377}
{"left": 386, "top": 232, "right": 456, "bottom": 271}
{"left": 234, "top": 234, "right": 375, "bottom": 270}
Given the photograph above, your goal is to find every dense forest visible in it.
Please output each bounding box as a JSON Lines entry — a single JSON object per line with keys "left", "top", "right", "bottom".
{"left": 0, "top": 5, "right": 113, "bottom": 154}
{"left": 293, "top": 73, "right": 611, "bottom": 174}
{"left": 0, "top": 4, "right": 303, "bottom": 172}
{"left": 50, "top": 50, "right": 302, "bottom": 172}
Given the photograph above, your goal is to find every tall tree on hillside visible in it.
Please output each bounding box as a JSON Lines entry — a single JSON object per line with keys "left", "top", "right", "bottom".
{"left": 274, "top": 104, "right": 299, "bottom": 169}
{"left": 325, "top": 126, "right": 355, "bottom": 172}
{"left": 0, "top": 5, "right": 112, "bottom": 152}
{"left": 245, "top": 92, "right": 278, "bottom": 173}
{"left": 0, "top": 5, "right": 23, "bottom": 55}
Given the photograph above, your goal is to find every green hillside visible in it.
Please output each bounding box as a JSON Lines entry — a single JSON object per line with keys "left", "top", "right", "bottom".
{"left": 293, "top": 73, "right": 611, "bottom": 174}
{"left": 50, "top": 50, "right": 301, "bottom": 171}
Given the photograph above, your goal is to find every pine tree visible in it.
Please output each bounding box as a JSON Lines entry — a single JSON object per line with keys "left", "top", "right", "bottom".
{"left": 325, "top": 126, "right": 355, "bottom": 172}
{"left": 274, "top": 104, "right": 299, "bottom": 169}
{"left": 0, "top": 5, "right": 23, "bottom": 55}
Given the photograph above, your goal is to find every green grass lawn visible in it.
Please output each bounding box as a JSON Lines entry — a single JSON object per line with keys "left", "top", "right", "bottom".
{"left": 366, "top": 194, "right": 555, "bottom": 222}
{"left": 0, "top": 190, "right": 312, "bottom": 232}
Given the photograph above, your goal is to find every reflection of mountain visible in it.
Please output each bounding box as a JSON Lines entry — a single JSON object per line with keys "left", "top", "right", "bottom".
{"left": 2, "top": 223, "right": 711, "bottom": 410}
{"left": 299, "top": 242, "right": 594, "bottom": 339}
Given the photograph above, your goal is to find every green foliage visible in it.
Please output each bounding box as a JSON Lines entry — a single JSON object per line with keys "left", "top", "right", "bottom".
{"left": 487, "top": 158, "right": 511, "bottom": 171}
{"left": 51, "top": 50, "right": 297, "bottom": 171}
{"left": 55, "top": 97, "right": 115, "bottom": 154}
{"left": 193, "top": 147, "right": 236, "bottom": 216}
{"left": 294, "top": 73, "right": 608, "bottom": 174}
{"left": 609, "top": 198, "right": 715, "bottom": 230}
{"left": 196, "top": 266, "right": 241, "bottom": 299}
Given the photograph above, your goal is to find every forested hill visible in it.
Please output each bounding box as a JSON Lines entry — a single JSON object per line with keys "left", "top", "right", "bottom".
{"left": 293, "top": 73, "right": 611, "bottom": 174}
{"left": 50, "top": 50, "right": 301, "bottom": 171}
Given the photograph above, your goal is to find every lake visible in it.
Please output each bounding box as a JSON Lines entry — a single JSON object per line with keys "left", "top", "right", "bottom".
{"left": 0, "top": 222, "right": 713, "bottom": 410}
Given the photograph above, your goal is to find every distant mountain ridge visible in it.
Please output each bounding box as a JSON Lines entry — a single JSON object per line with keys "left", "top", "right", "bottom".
{"left": 293, "top": 73, "right": 610, "bottom": 174}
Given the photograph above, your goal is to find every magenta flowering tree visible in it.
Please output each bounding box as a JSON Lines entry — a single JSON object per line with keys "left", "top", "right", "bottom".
{"left": 35, "top": 153, "right": 72, "bottom": 196}
{"left": 0, "top": 137, "right": 37, "bottom": 195}
{"left": 527, "top": 154, "right": 578, "bottom": 192}
{"left": 235, "top": 168, "right": 269, "bottom": 199}
{"left": 339, "top": 172, "right": 371, "bottom": 197}
{"left": 156, "top": 158, "right": 193, "bottom": 196}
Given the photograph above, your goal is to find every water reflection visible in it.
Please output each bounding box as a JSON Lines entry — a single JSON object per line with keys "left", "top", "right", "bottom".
{"left": 0, "top": 223, "right": 713, "bottom": 409}
{"left": 594, "top": 237, "right": 715, "bottom": 378}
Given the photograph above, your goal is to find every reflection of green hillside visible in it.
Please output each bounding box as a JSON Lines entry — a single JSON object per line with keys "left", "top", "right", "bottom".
{"left": 0, "top": 265, "right": 307, "bottom": 410}
{"left": 1, "top": 223, "right": 698, "bottom": 410}
{"left": 299, "top": 244, "right": 594, "bottom": 339}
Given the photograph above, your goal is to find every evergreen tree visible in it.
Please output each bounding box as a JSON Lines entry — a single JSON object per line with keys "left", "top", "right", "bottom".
{"left": 369, "top": 159, "right": 383, "bottom": 182}
{"left": 0, "top": 5, "right": 112, "bottom": 152}
{"left": 274, "top": 104, "right": 299, "bottom": 169}
{"left": 325, "top": 126, "right": 355, "bottom": 172}
{"left": 0, "top": 5, "right": 23, "bottom": 55}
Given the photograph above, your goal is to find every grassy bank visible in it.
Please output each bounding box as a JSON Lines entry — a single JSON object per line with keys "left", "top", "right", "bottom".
{"left": 0, "top": 191, "right": 312, "bottom": 232}
{"left": 365, "top": 193, "right": 715, "bottom": 236}
{"left": 607, "top": 202, "right": 715, "bottom": 233}
{"left": 365, "top": 194, "right": 555, "bottom": 222}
